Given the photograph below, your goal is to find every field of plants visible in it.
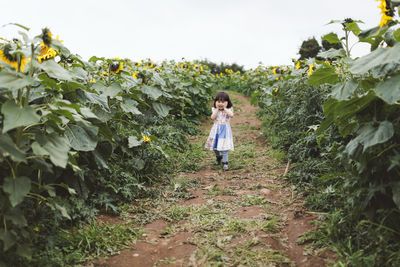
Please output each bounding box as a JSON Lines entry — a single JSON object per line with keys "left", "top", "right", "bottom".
{"left": 1, "top": 0, "right": 400, "bottom": 266}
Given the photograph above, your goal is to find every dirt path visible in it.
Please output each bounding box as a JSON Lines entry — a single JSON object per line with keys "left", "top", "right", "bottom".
{"left": 92, "top": 92, "right": 331, "bottom": 266}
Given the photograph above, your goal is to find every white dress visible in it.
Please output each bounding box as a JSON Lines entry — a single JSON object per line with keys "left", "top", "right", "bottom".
{"left": 205, "top": 107, "right": 234, "bottom": 151}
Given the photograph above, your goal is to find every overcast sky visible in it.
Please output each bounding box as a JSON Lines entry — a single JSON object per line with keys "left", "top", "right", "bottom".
{"left": 1, "top": 0, "right": 380, "bottom": 69}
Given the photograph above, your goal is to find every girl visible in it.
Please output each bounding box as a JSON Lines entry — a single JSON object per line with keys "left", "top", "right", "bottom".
{"left": 205, "top": 92, "right": 234, "bottom": 171}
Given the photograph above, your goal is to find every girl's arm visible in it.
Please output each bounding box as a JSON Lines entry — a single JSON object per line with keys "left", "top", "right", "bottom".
{"left": 225, "top": 108, "right": 234, "bottom": 118}
{"left": 211, "top": 108, "right": 219, "bottom": 120}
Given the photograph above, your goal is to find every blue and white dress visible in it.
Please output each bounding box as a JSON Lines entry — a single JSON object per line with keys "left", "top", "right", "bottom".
{"left": 205, "top": 107, "right": 234, "bottom": 151}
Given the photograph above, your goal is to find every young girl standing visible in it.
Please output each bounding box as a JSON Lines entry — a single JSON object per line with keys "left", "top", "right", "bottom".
{"left": 205, "top": 92, "right": 234, "bottom": 171}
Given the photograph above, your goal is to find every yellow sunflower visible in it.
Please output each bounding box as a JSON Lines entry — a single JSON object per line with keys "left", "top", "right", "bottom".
{"left": 41, "top": 28, "right": 52, "bottom": 46}
{"left": 307, "top": 64, "right": 315, "bottom": 76}
{"left": 142, "top": 136, "right": 151, "bottom": 143}
{"left": 37, "top": 42, "right": 57, "bottom": 63}
{"left": 376, "top": 0, "right": 393, "bottom": 27}
{"left": 0, "top": 44, "right": 30, "bottom": 72}
{"left": 110, "top": 62, "right": 123, "bottom": 74}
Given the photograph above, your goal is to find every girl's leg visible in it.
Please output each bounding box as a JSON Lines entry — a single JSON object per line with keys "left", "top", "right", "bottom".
{"left": 214, "top": 150, "right": 222, "bottom": 165}
{"left": 221, "top": 151, "right": 229, "bottom": 170}
{"left": 221, "top": 150, "right": 228, "bottom": 163}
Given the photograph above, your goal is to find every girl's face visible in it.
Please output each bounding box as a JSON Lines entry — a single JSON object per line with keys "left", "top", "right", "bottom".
{"left": 216, "top": 100, "right": 227, "bottom": 110}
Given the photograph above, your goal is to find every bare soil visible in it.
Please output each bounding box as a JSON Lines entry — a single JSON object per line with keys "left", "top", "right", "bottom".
{"left": 90, "top": 92, "right": 333, "bottom": 267}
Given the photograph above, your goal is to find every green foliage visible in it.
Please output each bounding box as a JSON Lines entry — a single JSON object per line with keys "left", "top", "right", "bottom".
{"left": 0, "top": 27, "right": 215, "bottom": 265}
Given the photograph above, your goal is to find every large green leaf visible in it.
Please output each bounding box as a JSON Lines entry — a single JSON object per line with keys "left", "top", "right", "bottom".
{"left": 76, "top": 88, "right": 109, "bottom": 111}
{"left": 3, "top": 176, "right": 31, "bottom": 207}
{"left": 317, "top": 93, "right": 377, "bottom": 136}
{"left": 4, "top": 207, "right": 27, "bottom": 227}
{"left": 0, "top": 230, "right": 16, "bottom": 251}
{"left": 345, "top": 21, "right": 362, "bottom": 36}
{"left": 307, "top": 67, "right": 340, "bottom": 85}
{"left": 152, "top": 102, "right": 171, "bottom": 117}
{"left": 0, "top": 134, "right": 26, "bottom": 163}
{"left": 93, "top": 82, "right": 122, "bottom": 98}
{"left": 374, "top": 73, "right": 400, "bottom": 104}
{"left": 329, "top": 79, "right": 358, "bottom": 100}
{"left": 349, "top": 42, "right": 400, "bottom": 75}
{"left": 128, "top": 136, "right": 143, "bottom": 148}
{"left": 322, "top": 33, "right": 341, "bottom": 44}
{"left": 38, "top": 60, "right": 73, "bottom": 81}
{"left": 65, "top": 123, "right": 98, "bottom": 151}
{"left": 152, "top": 72, "right": 166, "bottom": 86}
{"left": 142, "top": 85, "right": 163, "bottom": 100}
{"left": 0, "top": 71, "right": 35, "bottom": 92}
{"left": 345, "top": 121, "right": 394, "bottom": 155}
{"left": 1, "top": 100, "right": 40, "bottom": 133}
{"left": 317, "top": 48, "right": 346, "bottom": 59}
{"left": 35, "top": 133, "right": 70, "bottom": 168}
{"left": 120, "top": 98, "right": 142, "bottom": 115}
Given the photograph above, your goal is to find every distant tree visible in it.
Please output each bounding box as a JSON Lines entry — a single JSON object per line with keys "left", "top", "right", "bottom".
{"left": 198, "top": 59, "right": 244, "bottom": 74}
{"left": 298, "top": 37, "right": 321, "bottom": 60}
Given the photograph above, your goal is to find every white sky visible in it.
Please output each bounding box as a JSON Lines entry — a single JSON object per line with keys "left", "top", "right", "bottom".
{"left": 1, "top": 0, "right": 381, "bottom": 69}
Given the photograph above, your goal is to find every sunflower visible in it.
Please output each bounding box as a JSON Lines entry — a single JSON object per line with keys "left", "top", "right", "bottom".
{"left": 37, "top": 42, "right": 57, "bottom": 63}
{"left": 41, "top": 28, "right": 52, "bottom": 46}
{"left": 0, "top": 44, "right": 30, "bottom": 72}
{"left": 142, "top": 135, "right": 151, "bottom": 143}
{"left": 296, "top": 61, "right": 301, "bottom": 70}
{"left": 376, "top": 0, "right": 394, "bottom": 27}
{"left": 110, "top": 62, "right": 123, "bottom": 74}
{"left": 307, "top": 64, "right": 315, "bottom": 76}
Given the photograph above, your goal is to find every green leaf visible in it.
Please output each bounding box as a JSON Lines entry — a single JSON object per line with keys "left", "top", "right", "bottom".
{"left": 152, "top": 102, "right": 171, "bottom": 117}
{"left": 394, "top": 28, "right": 400, "bottom": 42}
{"left": 120, "top": 98, "right": 142, "bottom": 115}
{"left": 55, "top": 203, "right": 71, "bottom": 220}
{"left": 3, "top": 176, "right": 31, "bottom": 207}
{"left": 322, "top": 33, "right": 341, "bottom": 44}
{"left": 38, "top": 60, "right": 74, "bottom": 81}
{"left": 345, "top": 121, "right": 394, "bottom": 155}
{"left": 128, "top": 136, "right": 143, "bottom": 148}
{"left": 93, "top": 82, "right": 122, "bottom": 98}
{"left": 0, "top": 230, "right": 16, "bottom": 252}
{"left": 349, "top": 42, "right": 400, "bottom": 75}
{"left": 358, "top": 26, "right": 383, "bottom": 39}
{"left": 36, "top": 133, "right": 70, "bottom": 168}
{"left": 0, "top": 71, "right": 35, "bottom": 92}
{"left": 142, "top": 85, "right": 163, "bottom": 99}
{"left": 318, "top": 48, "right": 346, "bottom": 59}
{"left": 392, "top": 182, "right": 400, "bottom": 210}
{"left": 375, "top": 73, "right": 400, "bottom": 104}
{"left": 0, "top": 134, "right": 26, "bottom": 163}
{"left": 329, "top": 79, "right": 358, "bottom": 100}
{"left": 307, "top": 67, "right": 340, "bottom": 85}
{"left": 317, "top": 93, "right": 377, "bottom": 136}
{"left": 3, "top": 23, "right": 30, "bottom": 31}
{"left": 1, "top": 101, "right": 40, "bottom": 133}
{"left": 152, "top": 72, "right": 166, "bottom": 86}
{"left": 16, "top": 244, "right": 32, "bottom": 260}
{"left": 76, "top": 88, "right": 109, "bottom": 111}
{"left": 65, "top": 123, "right": 98, "bottom": 151}
{"left": 345, "top": 21, "right": 362, "bottom": 36}
{"left": 4, "top": 207, "right": 27, "bottom": 227}
{"left": 132, "top": 158, "right": 145, "bottom": 170}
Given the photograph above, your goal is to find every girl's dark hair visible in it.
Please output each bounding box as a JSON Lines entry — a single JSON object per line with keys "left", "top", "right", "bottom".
{"left": 213, "top": 91, "right": 233, "bottom": 108}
